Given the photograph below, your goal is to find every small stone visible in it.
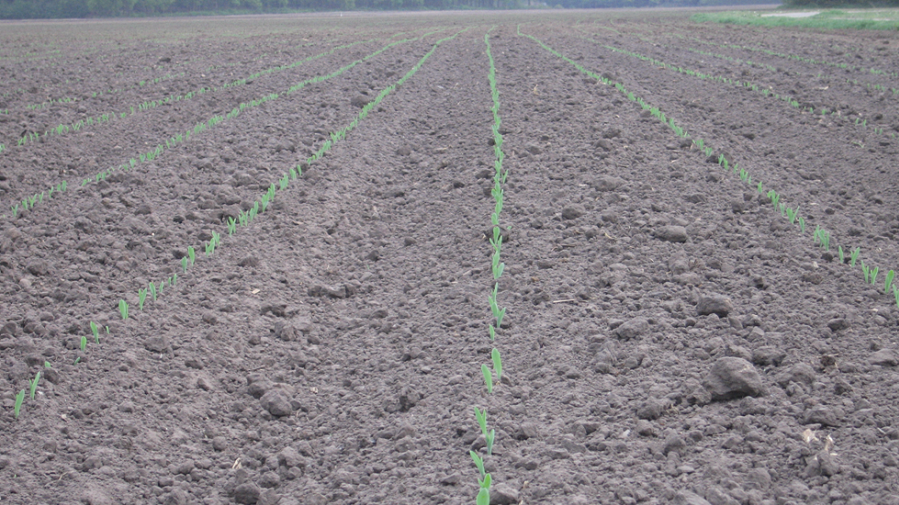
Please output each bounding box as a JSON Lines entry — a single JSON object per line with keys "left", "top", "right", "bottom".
{"left": 827, "top": 318, "right": 850, "bottom": 331}
{"left": 636, "top": 420, "right": 655, "bottom": 437}
{"left": 350, "top": 95, "right": 370, "bottom": 108}
{"left": 162, "top": 489, "right": 190, "bottom": 505}
{"left": 807, "top": 450, "right": 839, "bottom": 477}
{"left": 26, "top": 261, "right": 50, "bottom": 276}
{"left": 704, "top": 357, "right": 765, "bottom": 401}
{"left": 663, "top": 433, "right": 687, "bottom": 455}
{"left": 212, "top": 436, "right": 228, "bottom": 451}
{"left": 615, "top": 317, "right": 649, "bottom": 340}
{"left": 174, "top": 460, "right": 194, "bottom": 475}
{"left": 870, "top": 349, "right": 898, "bottom": 366}
{"left": 259, "top": 390, "right": 293, "bottom": 417}
{"left": 751, "top": 346, "right": 785, "bottom": 367}
{"left": 561, "top": 205, "right": 586, "bottom": 220}
{"left": 233, "top": 482, "right": 261, "bottom": 505}
{"left": 259, "top": 471, "right": 280, "bottom": 488}
{"left": 803, "top": 405, "right": 842, "bottom": 427}
{"left": 144, "top": 336, "right": 170, "bottom": 353}
{"left": 489, "top": 483, "right": 520, "bottom": 505}
{"left": 696, "top": 294, "right": 734, "bottom": 317}
{"left": 673, "top": 490, "right": 713, "bottom": 505}
{"left": 654, "top": 225, "right": 688, "bottom": 243}
{"left": 278, "top": 447, "right": 305, "bottom": 468}
{"left": 636, "top": 397, "right": 667, "bottom": 420}
{"left": 258, "top": 490, "right": 282, "bottom": 505}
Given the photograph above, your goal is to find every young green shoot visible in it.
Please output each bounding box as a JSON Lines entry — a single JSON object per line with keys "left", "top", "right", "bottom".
{"left": 850, "top": 247, "right": 861, "bottom": 267}
{"left": 80, "top": 335, "right": 87, "bottom": 352}
{"left": 492, "top": 348, "right": 503, "bottom": 382}
{"left": 487, "top": 283, "right": 505, "bottom": 328}
{"left": 138, "top": 288, "right": 147, "bottom": 310}
{"left": 488, "top": 324, "right": 496, "bottom": 342}
{"left": 470, "top": 450, "right": 487, "bottom": 478}
{"left": 482, "top": 364, "right": 494, "bottom": 393}
{"left": 188, "top": 246, "right": 196, "bottom": 266}
{"left": 90, "top": 321, "right": 99, "bottom": 344}
{"left": 119, "top": 299, "right": 129, "bottom": 320}
{"left": 885, "top": 270, "right": 895, "bottom": 295}
{"left": 227, "top": 217, "right": 237, "bottom": 236}
{"left": 181, "top": 256, "right": 189, "bottom": 273}
{"left": 150, "top": 282, "right": 157, "bottom": 302}
{"left": 29, "top": 371, "right": 40, "bottom": 400}
{"left": 862, "top": 262, "right": 871, "bottom": 283}
{"left": 477, "top": 475, "right": 491, "bottom": 505}
{"left": 14, "top": 389, "right": 25, "bottom": 419}
{"left": 871, "top": 266, "right": 879, "bottom": 285}
{"left": 838, "top": 246, "right": 844, "bottom": 264}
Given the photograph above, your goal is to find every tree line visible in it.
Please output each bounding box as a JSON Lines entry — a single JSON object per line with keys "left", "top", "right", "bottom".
{"left": 0, "top": 0, "right": 770, "bottom": 19}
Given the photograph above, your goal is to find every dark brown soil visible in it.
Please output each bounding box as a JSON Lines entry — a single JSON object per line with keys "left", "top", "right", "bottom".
{"left": 1, "top": 12, "right": 898, "bottom": 505}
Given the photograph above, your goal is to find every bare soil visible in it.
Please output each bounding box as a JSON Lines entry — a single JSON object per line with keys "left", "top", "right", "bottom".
{"left": 1, "top": 12, "right": 898, "bottom": 505}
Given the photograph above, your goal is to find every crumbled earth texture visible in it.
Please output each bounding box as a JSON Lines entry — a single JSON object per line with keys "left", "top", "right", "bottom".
{"left": 1, "top": 10, "right": 899, "bottom": 505}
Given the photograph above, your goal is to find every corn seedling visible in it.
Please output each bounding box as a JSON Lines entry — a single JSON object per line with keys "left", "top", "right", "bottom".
{"left": 80, "top": 335, "right": 87, "bottom": 352}
{"left": 119, "top": 299, "right": 129, "bottom": 320}
{"left": 481, "top": 364, "right": 494, "bottom": 393}
{"left": 813, "top": 226, "right": 830, "bottom": 251}
{"left": 785, "top": 206, "right": 799, "bottom": 224}
{"left": 14, "top": 389, "right": 25, "bottom": 419}
{"left": 850, "top": 247, "right": 861, "bottom": 267}
{"left": 894, "top": 285, "right": 899, "bottom": 308}
{"left": 870, "top": 266, "right": 879, "bottom": 285}
{"left": 181, "top": 256, "right": 189, "bottom": 273}
{"left": 838, "top": 246, "right": 844, "bottom": 264}
{"left": 227, "top": 217, "right": 237, "bottom": 236}
{"left": 492, "top": 348, "right": 503, "bottom": 382}
{"left": 90, "top": 321, "right": 99, "bottom": 344}
{"left": 188, "top": 246, "right": 195, "bottom": 266}
{"left": 150, "top": 282, "right": 157, "bottom": 302}
{"left": 29, "top": 372, "right": 40, "bottom": 400}
{"left": 884, "top": 270, "right": 895, "bottom": 294}
{"left": 798, "top": 217, "right": 806, "bottom": 233}
{"left": 488, "top": 324, "right": 496, "bottom": 342}
{"left": 138, "top": 288, "right": 147, "bottom": 310}
{"left": 470, "top": 450, "right": 487, "bottom": 478}
{"left": 862, "top": 262, "right": 871, "bottom": 283}
{"left": 487, "top": 283, "right": 505, "bottom": 328}
{"left": 491, "top": 251, "right": 505, "bottom": 280}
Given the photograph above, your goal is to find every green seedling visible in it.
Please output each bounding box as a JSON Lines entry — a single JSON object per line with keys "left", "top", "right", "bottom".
{"left": 474, "top": 406, "right": 489, "bottom": 439}
{"left": 491, "top": 251, "right": 505, "bottom": 280}
{"left": 785, "top": 206, "right": 799, "bottom": 224}
{"left": 488, "top": 324, "right": 496, "bottom": 342}
{"left": 894, "top": 285, "right": 899, "bottom": 308}
{"left": 492, "top": 348, "right": 503, "bottom": 382}
{"left": 138, "top": 288, "right": 147, "bottom": 310}
{"left": 14, "top": 389, "right": 25, "bottom": 419}
{"left": 862, "top": 262, "right": 871, "bottom": 283}
{"left": 172, "top": 273, "right": 177, "bottom": 286}
{"left": 470, "top": 450, "right": 486, "bottom": 478}
{"left": 80, "top": 335, "right": 87, "bottom": 352}
{"left": 90, "top": 321, "right": 99, "bottom": 343}
{"left": 44, "top": 362, "right": 51, "bottom": 369}
{"left": 74, "top": 357, "right": 81, "bottom": 365}
{"left": 838, "top": 246, "right": 844, "bottom": 264}
{"left": 188, "top": 246, "right": 195, "bottom": 266}
{"left": 482, "top": 364, "right": 493, "bottom": 394}
{"left": 871, "top": 267, "right": 879, "bottom": 285}
{"left": 150, "top": 282, "right": 157, "bottom": 302}
{"left": 885, "top": 270, "right": 895, "bottom": 295}
{"left": 119, "top": 299, "right": 129, "bottom": 320}
{"left": 227, "top": 217, "right": 237, "bottom": 236}
{"left": 477, "top": 474, "right": 491, "bottom": 505}
{"left": 850, "top": 247, "right": 860, "bottom": 267}
{"left": 487, "top": 283, "right": 505, "bottom": 328}
{"left": 181, "top": 256, "right": 189, "bottom": 273}
{"left": 29, "top": 372, "right": 40, "bottom": 400}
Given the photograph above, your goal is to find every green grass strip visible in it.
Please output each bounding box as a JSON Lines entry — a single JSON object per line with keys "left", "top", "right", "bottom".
{"left": 691, "top": 10, "right": 899, "bottom": 32}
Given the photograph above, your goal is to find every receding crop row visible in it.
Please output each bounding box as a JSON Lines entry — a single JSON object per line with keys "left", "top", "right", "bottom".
{"left": 7, "top": 37, "right": 385, "bottom": 150}
{"left": 4, "top": 31, "right": 443, "bottom": 221}
{"left": 9, "top": 26, "right": 468, "bottom": 422}
{"left": 577, "top": 33, "right": 898, "bottom": 143}
{"left": 19, "top": 71, "right": 187, "bottom": 113}
{"left": 470, "top": 26, "right": 507, "bottom": 505}
{"left": 518, "top": 25, "right": 899, "bottom": 315}
{"left": 669, "top": 31, "right": 899, "bottom": 80}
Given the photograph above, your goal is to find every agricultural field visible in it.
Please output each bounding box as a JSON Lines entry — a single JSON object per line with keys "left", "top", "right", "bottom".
{"left": 1, "top": 10, "right": 899, "bottom": 505}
